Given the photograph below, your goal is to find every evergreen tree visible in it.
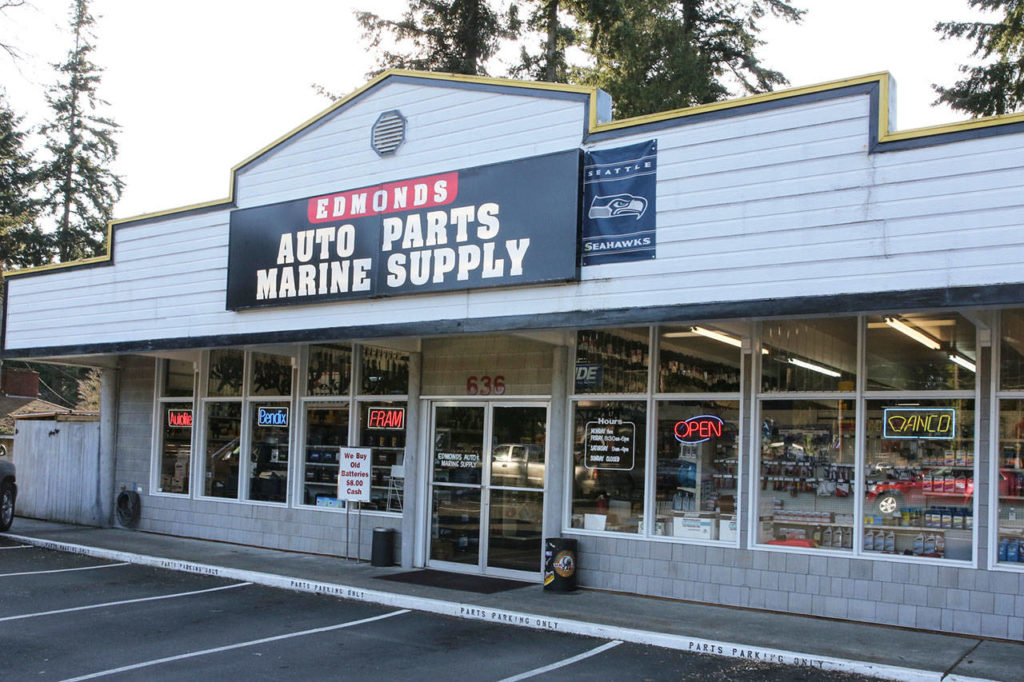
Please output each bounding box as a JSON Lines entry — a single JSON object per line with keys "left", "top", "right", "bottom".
{"left": 0, "top": 90, "right": 51, "bottom": 270}
{"left": 356, "top": 0, "right": 519, "bottom": 77}
{"left": 571, "top": 0, "right": 804, "bottom": 118}
{"left": 0, "top": 1, "right": 29, "bottom": 62}
{"left": 934, "top": 1, "right": 1024, "bottom": 117}
{"left": 38, "top": 0, "right": 123, "bottom": 263}
{"left": 512, "top": 0, "right": 580, "bottom": 82}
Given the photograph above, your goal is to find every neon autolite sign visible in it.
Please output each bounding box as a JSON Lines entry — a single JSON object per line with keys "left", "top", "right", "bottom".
{"left": 673, "top": 415, "right": 724, "bottom": 444}
{"left": 167, "top": 409, "right": 193, "bottom": 428}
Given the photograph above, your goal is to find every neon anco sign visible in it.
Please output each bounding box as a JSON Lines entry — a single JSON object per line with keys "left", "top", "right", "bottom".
{"left": 883, "top": 408, "right": 955, "bottom": 440}
{"left": 674, "top": 415, "right": 724, "bottom": 444}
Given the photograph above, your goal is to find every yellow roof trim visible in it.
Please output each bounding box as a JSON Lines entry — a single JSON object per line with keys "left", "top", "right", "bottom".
{"left": 589, "top": 72, "right": 892, "bottom": 135}
{"left": 5, "top": 69, "right": 1024, "bottom": 280}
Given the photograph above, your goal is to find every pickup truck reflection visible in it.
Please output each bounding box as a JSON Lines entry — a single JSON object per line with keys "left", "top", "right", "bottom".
{"left": 490, "top": 444, "right": 545, "bottom": 488}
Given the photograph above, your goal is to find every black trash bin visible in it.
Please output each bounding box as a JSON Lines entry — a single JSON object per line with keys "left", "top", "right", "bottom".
{"left": 371, "top": 527, "right": 395, "bottom": 566}
{"left": 544, "top": 537, "right": 578, "bottom": 592}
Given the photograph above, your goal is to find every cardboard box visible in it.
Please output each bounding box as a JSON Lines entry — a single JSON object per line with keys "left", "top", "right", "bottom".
{"left": 583, "top": 513, "right": 607, "bottom": 531}
{"left": 673, "top": 515, "right": 717, "bottom": 540}
{"left": 718, "top": 517, "right": 738, "bottom": 542}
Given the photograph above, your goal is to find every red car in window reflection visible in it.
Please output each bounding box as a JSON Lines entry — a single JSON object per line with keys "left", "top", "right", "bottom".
{"left": 866, "top": 467, "right": 1013, "bottom": 514}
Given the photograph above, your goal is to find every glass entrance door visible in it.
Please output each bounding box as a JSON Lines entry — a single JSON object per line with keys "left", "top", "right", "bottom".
{"left": 428, "top": 402, "right": 548, "bottom": 576}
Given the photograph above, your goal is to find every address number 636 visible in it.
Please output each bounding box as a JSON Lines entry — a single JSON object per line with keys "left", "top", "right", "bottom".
{"left": 466, "top": 375, "right": 505, "bottom": 395}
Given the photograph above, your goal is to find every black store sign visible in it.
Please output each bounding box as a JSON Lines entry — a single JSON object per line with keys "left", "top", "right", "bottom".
{"left": 227, "top": 150, "right": 581, "bottom": 310}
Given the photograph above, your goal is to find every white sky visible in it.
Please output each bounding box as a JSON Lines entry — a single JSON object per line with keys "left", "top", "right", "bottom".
{"left": 0, "top": 0, "right": 993, "bottom": 221}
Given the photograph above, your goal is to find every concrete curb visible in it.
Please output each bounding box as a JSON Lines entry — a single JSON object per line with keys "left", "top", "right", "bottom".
{"left": 4, "top": 532, "right": 993, "bottom": 682}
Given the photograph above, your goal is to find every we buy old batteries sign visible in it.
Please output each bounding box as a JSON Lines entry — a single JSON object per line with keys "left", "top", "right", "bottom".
{"left": 226, "top": 150, "right": 581, "bottom": 310}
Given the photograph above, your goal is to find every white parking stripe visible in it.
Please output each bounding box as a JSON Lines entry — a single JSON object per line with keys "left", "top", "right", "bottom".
{"left": 0, "top": 562, "right": 130, "bottom": 578}
{"left": 499, "top": 640, "right": 624, "bottom": 681}
{"left": 60, "top": 609, "right": 411, "bottom": 681}
{"left": 0, "top": 581, "right": 253, "bottom": 622}
{"left": 0, "top": 544, "right": 32, "bottom": 550}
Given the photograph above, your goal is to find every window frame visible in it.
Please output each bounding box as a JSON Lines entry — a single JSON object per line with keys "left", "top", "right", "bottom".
{"left": 564, "top": 325, "right": 745, "bottom": 546}
{"left": 293, "top": 343, "right": 408, "bottom": 516}
{"left": 749, "top": 315, "right": 981, "bottom": 567}
{"left": 195, "top": 349, "right": 297, "bottom": 506}
{"left": 150, "top": 357, "right": 198, "bottom": 498}
{"left": 992, "top": 310, "right": 1024, "bottom": 571}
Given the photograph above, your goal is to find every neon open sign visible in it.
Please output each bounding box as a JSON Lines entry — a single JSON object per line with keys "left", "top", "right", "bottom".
{"left": 674, "top": 415, "right": 724, "bottom": 444}
{"left": 366, "top": 407, "right": 405, "bottom": 430}
{"left": 883, "top": 408, "right": 955, "bottom": 440}
{"left": 167, "top": 409, "right": 193, "bottom": 428}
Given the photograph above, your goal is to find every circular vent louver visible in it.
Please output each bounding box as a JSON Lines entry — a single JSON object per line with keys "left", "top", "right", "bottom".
{"left": 372, "top": 110, "right": 406, "bottom": 157}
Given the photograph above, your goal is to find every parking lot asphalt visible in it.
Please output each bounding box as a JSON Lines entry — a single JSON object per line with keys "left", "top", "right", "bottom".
{"left": 2, "top": 518, "right": 1021, "bottom": 681}
{"left": 0, "top": 539, "right": 885, "bottom": 681}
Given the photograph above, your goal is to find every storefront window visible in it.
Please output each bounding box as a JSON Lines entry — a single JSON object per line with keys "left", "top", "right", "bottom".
{"left": 864, "top": 399, "right": 974, "bottom": 560}
{"left": 360, "top": 346, "right": 409, "bottom": 395}
{"left": 998, "top": 310, "right": 1024, "bottom": 565}
{"left": 997, "top": 400, "right": 1024, "bottom": 564}
{"left": 1001, "top": 309, "right": 1024, "bottom": 391}
{"left": 200, "top": 348, "right": 295, "bottom": 503}
{"left": 302, "top": 404, "right": 349, "bottom": 508}
{"left": 569, "top": 400, "right": 646, "bottom": 533}
{"left": 756, "top": 400, "right": 856, "bottom": 551}
{"left": 156, "top": 359, "right": 194, "bottom": 495}
{"left": 359, "top": 401, "right": 407, "bottom": 512}
{"left": 658, "top": 325, "right": 741, "bottom": 393}
{"left": 250, "top": 352, "right": 292, "bottom": 397}
{"left": 164, "top": 359, "right": 195, "bottom": 398}
{"left": 203, "top": 401, "right": 242, "bottom": 498}
{"left": 247, "top": 401, "right": 290, "bottom": 503}
{"left": 307, "top": 344, "right": 352, "bottom": 396}
{"left": 208, "top": 349, "right": 244, "bottom": 397}
{"left": 761, "top": 318, "right": 857, "bottom": 392}
{"left": 866, "top": 313, "right": 976, "bottom": 391}
{"left": 655, "top": 401, "right": 739, "bottom": 540}
{"left": 575, "top": 328, "right": 649, "bottom": 394}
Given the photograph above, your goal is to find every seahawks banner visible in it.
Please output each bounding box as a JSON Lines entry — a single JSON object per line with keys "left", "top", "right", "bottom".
{"left": 582, "top": 140, "right": 657, "bottom": 265}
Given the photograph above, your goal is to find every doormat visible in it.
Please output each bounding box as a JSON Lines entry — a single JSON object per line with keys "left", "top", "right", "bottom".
{"left": 376, "top": 569, "right": 533, "bottom": 594}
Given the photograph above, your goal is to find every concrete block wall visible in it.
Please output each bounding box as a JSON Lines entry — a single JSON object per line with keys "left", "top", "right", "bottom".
{"left": 113, "top": 356, "right": 401, "bottom": 561}
{"left": 572, "top": 536, "right": 1024, "bottom": 640}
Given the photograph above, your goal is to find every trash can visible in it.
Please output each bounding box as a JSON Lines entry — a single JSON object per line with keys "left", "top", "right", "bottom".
{"left": 544, "top": 537, "right": 578, "bottom": 592}
{"left": 371, "top": 527, "right": 395, "bottom": 566}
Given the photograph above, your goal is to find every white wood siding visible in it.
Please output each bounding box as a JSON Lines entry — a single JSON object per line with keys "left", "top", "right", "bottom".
{"left": 6, "top": 86, "right": 1024, "bottom": 353}
{"left": 234, "top": 81, "right": 589, "bottom": 208}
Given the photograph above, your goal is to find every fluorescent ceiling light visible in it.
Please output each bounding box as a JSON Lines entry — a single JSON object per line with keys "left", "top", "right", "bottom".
{"left": 948, "top": 353, "right": 976, "bottom": 373}
{"left": 788, "top": 357, "right": 842, "bottom": 378}
{"left": 884, "top": 317, "right": 941, "bottom": 350}
{"left": 690, "top": 326, "right": 742, "bottom": 347}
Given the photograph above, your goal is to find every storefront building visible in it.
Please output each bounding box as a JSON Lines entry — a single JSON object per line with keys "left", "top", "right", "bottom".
{"left": 3, "top": 70, "right": 1024, "bottom": 640}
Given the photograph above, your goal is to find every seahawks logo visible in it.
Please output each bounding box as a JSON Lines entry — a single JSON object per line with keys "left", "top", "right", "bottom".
{"left": 588, "top": 193, "right": 648, "bottom": 220}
